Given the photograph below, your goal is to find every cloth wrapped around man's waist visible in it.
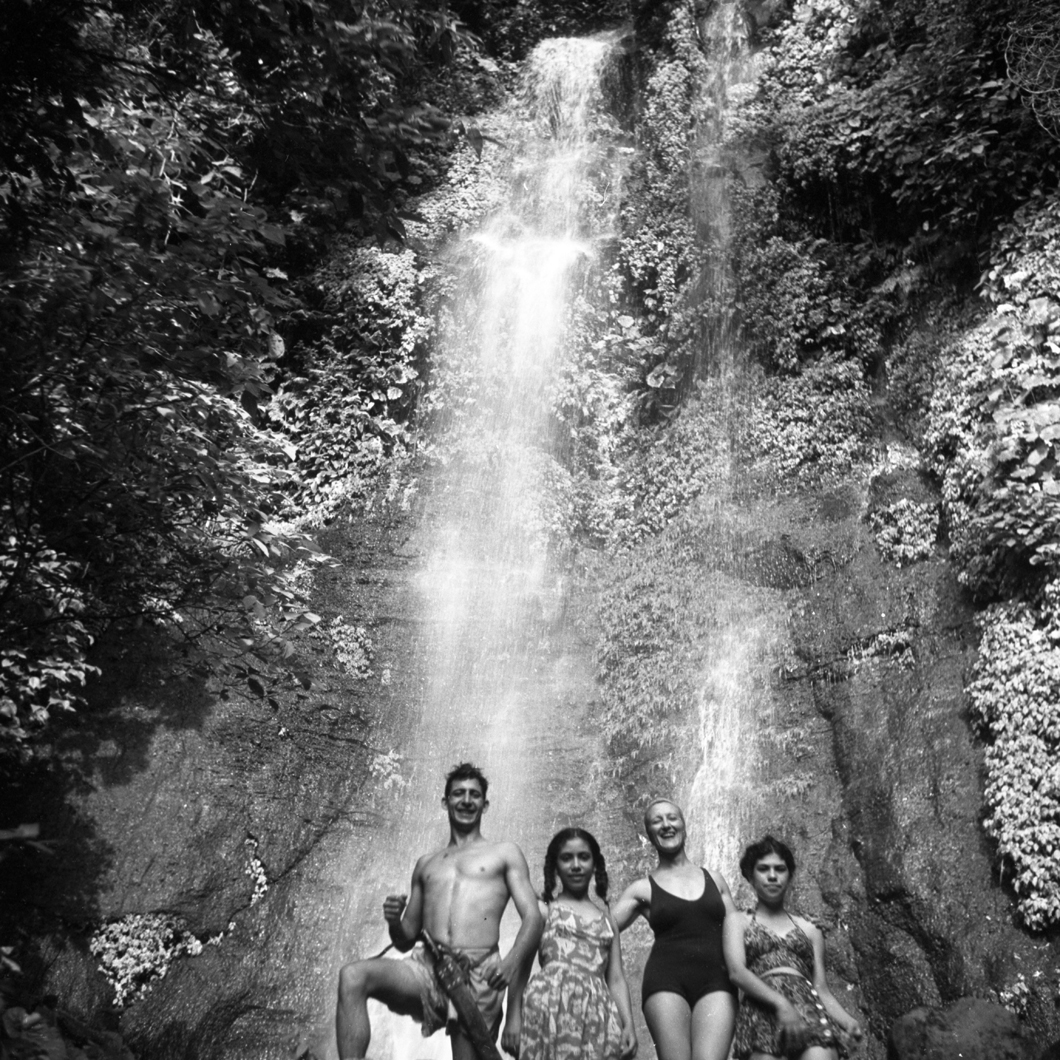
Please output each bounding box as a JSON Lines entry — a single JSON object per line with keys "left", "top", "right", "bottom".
{"left": 407, "top": 933, "right": 504, "bottom": 1060}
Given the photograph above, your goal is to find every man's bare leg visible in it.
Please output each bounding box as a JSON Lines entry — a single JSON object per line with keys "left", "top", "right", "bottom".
{"left": 336, "top": 958, "right": 425, "bottom": 1060}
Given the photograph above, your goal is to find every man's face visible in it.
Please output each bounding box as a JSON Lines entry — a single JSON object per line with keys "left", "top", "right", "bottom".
{"left": 443, "top": 778, "right": 487, "bottom": 829}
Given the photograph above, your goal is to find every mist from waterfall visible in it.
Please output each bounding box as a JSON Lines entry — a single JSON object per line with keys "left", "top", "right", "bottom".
{"left": 683, "top": 4, "right": 775, "bottom": 885}
{"left": 305, "top": 33, "right": 630, "bottom": 1060}
{"left": 287, "top": 13, "right": 776, "bottom": 1055}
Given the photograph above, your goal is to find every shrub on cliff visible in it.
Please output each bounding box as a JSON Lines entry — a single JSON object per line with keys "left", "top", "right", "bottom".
{"left": 924, "top": 300, "right": 1060, "bottom": 926}
{"left": 727, "top": 184, "right": 897, "bottom": 374}
{"left": 969, "top": 594, "right": 1060, "bottom": 930}
{"left": 267, "top": 243, "right": 430, "bottom": 519}
{"left": 925, "top": 315, "right": 1060, "bottom": 599}
{"left": 603, "top": 381, "right": 736, "bottom": 548}
{"left": 737, "top": 358, "right": 875, "bottom": 489}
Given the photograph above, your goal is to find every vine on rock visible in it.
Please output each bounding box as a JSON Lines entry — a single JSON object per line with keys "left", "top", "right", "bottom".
{"left": 615, "top": 5, "right": 704, "bottom": 408}
{"left": 925, "top": 297, "right": 1060, "bottom": 926}
{"left": 968, "top": 593, "right": 1060, "bottom": 930}
{"left": 89, "top": 913, "right": 204, "bottom": 1008}
{"left": 869, "top": 499, "right": 939, "bottom": 567}
{"left": 737, "top": 358, "right": 874, "bottom": 490}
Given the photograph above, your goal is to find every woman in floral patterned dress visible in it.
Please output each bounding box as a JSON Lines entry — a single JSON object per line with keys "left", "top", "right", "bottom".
{"left": 723, "top": 836, "right": 862, "bottom": 1060}
{"left": 503, "top": 828, "right": 637, "bottom": 1060}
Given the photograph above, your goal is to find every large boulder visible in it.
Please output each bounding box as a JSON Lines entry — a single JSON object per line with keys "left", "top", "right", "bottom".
{"left": 889, "top": 998, "right": 1033, "bottom": 1060}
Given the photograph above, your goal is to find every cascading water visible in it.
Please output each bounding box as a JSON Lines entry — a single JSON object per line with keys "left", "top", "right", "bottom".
{"left": 298, "top": 34, "right": 631, "bottom": 1060}
{"left": 261, "top": 16, "right": 771, "bottom": 1058}
{"left": 690, "top": 2, "right": 756, "bottom": 376}
{"left": 682, "top": 4, "right": 781, "bottom": 885}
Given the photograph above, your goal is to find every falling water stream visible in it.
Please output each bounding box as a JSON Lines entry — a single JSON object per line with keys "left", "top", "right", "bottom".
{"left": 266, "top": 14, "right": 778, "bottom": 1059}
{"left": 304, "top": 33, "right": 632, "bottom": 1060}
{"left": 683, "top": 4, "right": 776, "bottom": 886}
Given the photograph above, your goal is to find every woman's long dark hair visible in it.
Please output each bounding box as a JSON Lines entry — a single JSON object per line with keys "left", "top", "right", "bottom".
{"left": 542, "top": 827, "right": 609, "bottom": 903}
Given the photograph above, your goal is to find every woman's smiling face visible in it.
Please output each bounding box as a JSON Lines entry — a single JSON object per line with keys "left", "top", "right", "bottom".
{"left": 644, "top": 801, "right": 686, "bottom": 853}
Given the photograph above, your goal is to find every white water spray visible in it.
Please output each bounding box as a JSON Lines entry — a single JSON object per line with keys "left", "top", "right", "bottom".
{"left": 683, "top": 4, "right": 775, "bottom": 883}
{"left": 271, "top": 16, "right": 775, "bottom": 1056}
{"left": 306, "top": 34, "right": 629, "bottom": 1060}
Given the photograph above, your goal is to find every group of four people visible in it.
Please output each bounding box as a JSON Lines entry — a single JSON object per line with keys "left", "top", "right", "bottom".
{"left": 336, "top": 763, "right": 861, "bottom": 1060}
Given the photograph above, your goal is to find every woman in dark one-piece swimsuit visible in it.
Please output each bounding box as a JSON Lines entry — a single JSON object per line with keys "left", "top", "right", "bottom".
{"left": 613, "top": 800, "right": 738, "bottom": 1060}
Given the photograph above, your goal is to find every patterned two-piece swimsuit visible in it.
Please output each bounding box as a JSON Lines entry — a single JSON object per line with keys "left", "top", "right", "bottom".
{"left": 732, "top": 912, "right": 848, "bottom": 1059}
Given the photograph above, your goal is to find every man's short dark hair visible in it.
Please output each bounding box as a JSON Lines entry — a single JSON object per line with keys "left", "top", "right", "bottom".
{"left": 444, "top": 762, "right": 489, "bottom": 799}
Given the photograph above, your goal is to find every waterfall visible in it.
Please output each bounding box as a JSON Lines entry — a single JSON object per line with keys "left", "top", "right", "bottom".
{"left": 300, "top": 34, "right": 630, "bottom": 1060}
{"left": 682, "top": 4, "right": 776, "bottom": 886}
{"left": 256, "top": 15, "right": 777, "bottom": 1057}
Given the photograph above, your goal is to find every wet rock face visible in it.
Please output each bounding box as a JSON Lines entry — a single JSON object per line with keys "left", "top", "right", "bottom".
{"left": 658, "top": 484, "right": 1060, "bottom": 1057}
{"left": 780, "top": 496, "right": 1060, "bottom": 1051}
{"left": 794, "top": 550, "right": 982, "bottom": 1008}
{"left": 890, "top": 999, "right": 1034, "bottom": 1060}
{"left": 0, "top": 501, "right": 424, "bottom": 1058}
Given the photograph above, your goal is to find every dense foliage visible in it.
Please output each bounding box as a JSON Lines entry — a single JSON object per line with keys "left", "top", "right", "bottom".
{"left": 599, "top": 0, "right": 1060, "bottom": 930}
{"left": 731, "top": 0, "right": 1060, "bottom": 927}
{"left": 968, "top": 593, "right": 1060, "bottom": 931}
{"left": 762, "top": 0, "right": 1060, "bottom": 246}
{"left": 0, "top": 0, "right": 476, "bottom": 747}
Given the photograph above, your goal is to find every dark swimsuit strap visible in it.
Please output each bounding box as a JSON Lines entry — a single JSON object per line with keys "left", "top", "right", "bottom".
{"left": 649, "top": 866, "right": 711, "bottom": 897}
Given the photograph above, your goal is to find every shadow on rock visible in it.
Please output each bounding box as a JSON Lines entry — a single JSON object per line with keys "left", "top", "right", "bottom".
{"left": 121, "top": 947, "right": 256, "bottom": 1060}
{"left": 52, "top": 625, "right": 215, "bottom": 789}
{"left": 0, "top": 755, "right": 115, "bottom": 927}
{"left": 889, "top": 999, "right": 1034, "bottom": 1060}
{"left": 0, "top": 754, "right": 117, "bottom": 1018}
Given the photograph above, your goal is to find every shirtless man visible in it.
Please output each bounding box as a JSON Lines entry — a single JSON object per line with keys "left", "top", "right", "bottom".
{"left": 336, "top": 762, "right": 544, "bottom": 1060}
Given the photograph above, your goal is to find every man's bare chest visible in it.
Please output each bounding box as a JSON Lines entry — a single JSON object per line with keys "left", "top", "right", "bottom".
{"left": 423, "top": 849, "right": 505, "bottom": 889}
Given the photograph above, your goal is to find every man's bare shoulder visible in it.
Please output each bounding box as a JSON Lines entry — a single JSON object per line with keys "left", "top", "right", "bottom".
{"left": 414, "top": 845, "right": 452, "bottom": 872}
{"left": 491, "top": 838, "right": 529, "bottom": 864}
{"left": 417, "top": 836, "right": 513, "bottom": 866}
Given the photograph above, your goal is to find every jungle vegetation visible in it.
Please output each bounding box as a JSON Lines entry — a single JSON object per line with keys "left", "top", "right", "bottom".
{"left": 3, "top": 0, "right": 1060, "bottom": 1006}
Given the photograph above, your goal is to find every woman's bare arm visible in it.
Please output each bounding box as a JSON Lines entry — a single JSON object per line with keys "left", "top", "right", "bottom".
{"left": 611, "top": 877, "right": 651, "bottom": 931}
{"left": 800, "top": 918, "right": 862, "bottom": 1040}
{"left": 708, "top": 867, "right": 738, "bottom": 916}
{"left": 605, "top": 911, "right": 638, "bottom": 1059}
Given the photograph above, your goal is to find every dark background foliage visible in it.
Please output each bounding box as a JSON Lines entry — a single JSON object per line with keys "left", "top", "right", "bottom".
{"left": 7, "top": 0, "right": 1060, "bottom": 1049}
